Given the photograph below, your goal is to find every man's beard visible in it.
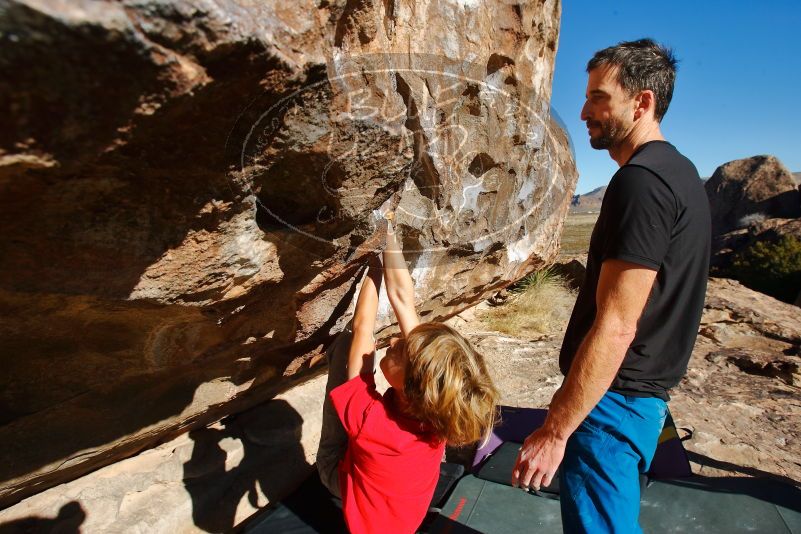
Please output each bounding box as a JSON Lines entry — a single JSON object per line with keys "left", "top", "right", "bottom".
{"left": 587, "top": 118, "right": 626, "bottom": 150}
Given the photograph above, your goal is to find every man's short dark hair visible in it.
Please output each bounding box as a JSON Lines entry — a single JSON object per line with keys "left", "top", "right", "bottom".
{"left": 587, "top": 38, "right": 678, "bottom": 122}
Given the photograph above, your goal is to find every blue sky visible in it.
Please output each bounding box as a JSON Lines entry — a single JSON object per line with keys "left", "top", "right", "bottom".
{"left": 551, "top": 0, "right": 801, "bottom": 194}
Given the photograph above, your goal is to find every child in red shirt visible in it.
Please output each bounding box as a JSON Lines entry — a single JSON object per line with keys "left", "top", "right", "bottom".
{"left": 316, "top": 218, "right": 499, "bottom": 534}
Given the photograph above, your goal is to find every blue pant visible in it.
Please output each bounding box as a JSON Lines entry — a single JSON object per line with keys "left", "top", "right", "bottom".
{"left": 559, "top": 391, "right": 667, "bottom": 534}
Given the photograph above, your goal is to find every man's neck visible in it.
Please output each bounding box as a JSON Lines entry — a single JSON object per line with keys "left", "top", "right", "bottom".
{"left": 609, "top": 123, "right": 666, "bottom": 167}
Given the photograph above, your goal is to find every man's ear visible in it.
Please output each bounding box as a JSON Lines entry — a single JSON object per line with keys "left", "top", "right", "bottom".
{"left": 633, "top": 90, "right": 655, "bottom": 120}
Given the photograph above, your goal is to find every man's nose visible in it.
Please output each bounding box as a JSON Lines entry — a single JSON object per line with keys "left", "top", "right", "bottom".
{"left": 580, "top": 100, "right": 590, "bottom": 121}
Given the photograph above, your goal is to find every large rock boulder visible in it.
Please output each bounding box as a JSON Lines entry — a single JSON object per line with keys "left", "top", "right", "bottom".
{"left": 705, "top": 155, "right": 800, "bottom": 237}
{"left": 706, "top": 156, "right": 801, "bottom": 304}
{"left": 0, "top": 0, "right": 575, "bottom": 508}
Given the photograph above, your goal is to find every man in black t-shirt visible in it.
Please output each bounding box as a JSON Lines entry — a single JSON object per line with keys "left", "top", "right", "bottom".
{"left": 512, "top": 39, "right": 710, "bottom": 532}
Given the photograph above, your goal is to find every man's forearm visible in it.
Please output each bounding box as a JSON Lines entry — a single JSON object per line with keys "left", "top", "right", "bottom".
{"left": 512, "top": 260, "right": 656, "bottom": 490}
{"left": 542, "top": 325, "right": 634, "bottom": 440}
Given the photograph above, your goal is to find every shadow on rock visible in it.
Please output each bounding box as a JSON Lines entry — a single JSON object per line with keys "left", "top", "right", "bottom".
{"left": 0, "top": 502, "right": 86, "bottom": 534}
{"left": 183, "top": 399, "right": 314, "bottom": 533}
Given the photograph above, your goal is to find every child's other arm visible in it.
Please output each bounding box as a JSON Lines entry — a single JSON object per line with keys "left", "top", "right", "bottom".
{"left": 346, "top": 257, "right": 383, "bottom": 380}
{"left": 382, "top": 218, "right": 420, "bottom": 337}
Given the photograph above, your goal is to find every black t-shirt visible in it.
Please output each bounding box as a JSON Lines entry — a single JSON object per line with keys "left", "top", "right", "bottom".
{"left": 559, "top": 141, "right": 711, "bottom": 401}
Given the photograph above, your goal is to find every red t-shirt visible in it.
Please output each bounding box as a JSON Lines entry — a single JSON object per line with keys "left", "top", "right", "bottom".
{"left": 330, "top": 372, "right": 445, "bottom": 534}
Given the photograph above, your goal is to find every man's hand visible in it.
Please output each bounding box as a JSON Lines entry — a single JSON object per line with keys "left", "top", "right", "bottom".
{"left": 511, "top": 427, "right": 567, "bottom": 491}
{"left": 510, "top": 260, "right": 657, "bottom": 493}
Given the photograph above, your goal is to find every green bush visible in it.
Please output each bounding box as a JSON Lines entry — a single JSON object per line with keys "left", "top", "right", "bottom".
{"left": 729, "top": 235, "right": 801, "bottom": 303}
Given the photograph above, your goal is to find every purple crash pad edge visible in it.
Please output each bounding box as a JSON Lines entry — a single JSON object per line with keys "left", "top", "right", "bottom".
{"left": 472, "top": 405, "right": 693, "bottom": 480}
{"left": 472, "top": 406, "right": 548, "bottom": 470}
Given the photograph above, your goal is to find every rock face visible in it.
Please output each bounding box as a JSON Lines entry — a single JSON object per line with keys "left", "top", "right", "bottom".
{"left": 0, "top": 0, "right": 575, "bottom": 508}
{"left": 670, "top": 278, "right": 801, "bottom": 483}
{"left": 552, "top": 256, "right": 586, "bottom": 289}
{"left": 705, "top": 155, "right": 801, "bottom": 237}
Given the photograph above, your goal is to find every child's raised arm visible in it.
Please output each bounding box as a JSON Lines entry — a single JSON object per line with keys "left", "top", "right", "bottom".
{"left": 346, "top": 257, "right": 383, "bottom": 380}
{"left": 382, "top": 218, "right": 420, "bottom": 337}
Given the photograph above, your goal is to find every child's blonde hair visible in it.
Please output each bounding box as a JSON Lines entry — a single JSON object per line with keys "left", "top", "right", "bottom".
{"left": 400, "top": 322, "right": 499, "bottom": 446}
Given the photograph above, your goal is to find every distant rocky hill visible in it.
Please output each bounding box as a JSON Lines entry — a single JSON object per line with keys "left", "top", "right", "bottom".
{"left": 569, "top": 185, "right": 607, "bottom": 213}
{"left": 568, "top": 168, "right": 797, "bottom": 216}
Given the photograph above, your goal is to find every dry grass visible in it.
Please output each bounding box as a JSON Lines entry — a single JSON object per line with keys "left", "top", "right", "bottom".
{"left": 559, "top": 213, "right": 598, "bottom": 257}
{"left": 480, "top": 268, "right": 577, "bottom": 338}
{"left": 479, "top": 213, "right": 594, "bottom": 339}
